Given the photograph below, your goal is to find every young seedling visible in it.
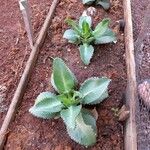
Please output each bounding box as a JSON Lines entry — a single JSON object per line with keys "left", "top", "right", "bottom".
{"left": 82, "top": 0, "right": 111, "bottom": 10}
{"left": 63, "top": 15, "right": 116, "bottom": 65}
{"left": 29, "top": 57, "right": 111, "bottom": 147}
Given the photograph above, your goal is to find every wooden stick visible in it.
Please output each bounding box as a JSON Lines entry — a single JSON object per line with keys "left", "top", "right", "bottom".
{"left": 123, "top": 0, "right": 138, "bottom": 150}
{"left": 19, "top": 0, "right": 34, "bottom": 48}
{"left": 0, "top": 0, "right": 59, "bottom": 149}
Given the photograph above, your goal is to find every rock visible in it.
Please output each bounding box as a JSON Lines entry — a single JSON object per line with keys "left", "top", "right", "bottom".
{"left": 118, "top": 105, "right": 130, "bottom": 122}
{"left": 54, "top": 145, "right": 62, "bottom": 150}
{"left": 64, "top": 146, "right": 72, "bottom": 150}
{"left": 82, "top": 7, "right": 97, "bottom": 17}
{"left": 138, "top": 80, "right": 150, "bottom": 108}
{"left": 91, "top": 107, "right": 98, "bottom": 121}
{"left": 86, "top": 7, "right": 97, "bottom": 16}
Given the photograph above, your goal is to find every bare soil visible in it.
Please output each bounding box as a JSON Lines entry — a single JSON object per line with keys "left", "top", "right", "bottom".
{"left": 0, "top": 0, "right": 51, "bottom": 124}
{"left": 132, "top": 0, "right": 150, "bottom": 150}
{"left": 1, "top": 0, "right": 127, "bottom": 149}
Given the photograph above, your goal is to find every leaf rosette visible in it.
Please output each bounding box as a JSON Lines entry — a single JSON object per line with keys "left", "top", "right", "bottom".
{"left": 29, "top": 58, "right": 111, "bottom": 147}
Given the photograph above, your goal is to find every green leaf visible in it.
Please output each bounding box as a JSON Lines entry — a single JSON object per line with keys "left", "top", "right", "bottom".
{"left": 73, "top": 91, "right": 83, "bottom": 100}
{"left": 53, "top": 58, "right": 77, "bottom": 94}
{"left": 96, "top": 0, "right": 110, "bottom": 10}
{"left": 79, "top": 16, "right": 92, "bottom": 28}
{"left": 79, "top": 44, "right": 94, "bottom": 65}
{"left": 82, "top": 21, "right": 92, "bottom": 39}
{"left": 94, "top": 28, "right": 116, "bottom": 44}
{"left": 90, "top": 90, "right": 108, "bottom": 104}
{"left": 93, "top": 18, "right": 110, "bottom": 37}
{"left": 29, "top": 92, "right": 63, "bottom": 119}
{"left": 81, "top": 109, "right": 97, "bottom": 132}
{"left": 65, "top": 18, "right": 81, "bottom": 35}
{"left": 57, "top": 94, "right": 70, "bottom": 106}
{"left": 57, "top": 94, "right": 79, "bottom": 107}
{"left": 67, "top": 112, "right": 96, "bottom": 147}
{"left": 60, "top": 105, "right": 82, "bottom": 129}
{"left": 51, "top": 73, "right": 58, "bottom": 92}
{"left": 79, "top": 77, "right": 111, "bottom": 104}
{"left": 63, "top": 29, "right": 80, "bottom": 44}
{"left": 82, "top": 0, "right": 95, "bottom": 5}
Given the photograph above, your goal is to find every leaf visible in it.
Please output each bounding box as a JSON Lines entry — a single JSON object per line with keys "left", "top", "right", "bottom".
{"left": 67, "top": 112, "right": 96, "bottom": 147}
{"left": 92, "top": 18, "right": 110, "bottom": 37}
{"left": 94, "top": 28, "right": 116, "bottom": 44}
{"left": 79, "top": 77, "right": 111, "bottom": 104}
{"left": 51, "top": 73, "right": 59, "bottom": 92}
{"left": 96, "top": 0, "right": 110, "bottom": 10}
{"left": 90, "top": 90, "right": 109, "bottom": 104}
{"left": 82, "top": 21, "right": 92, "bottom": 39}
{"left": 57, "top": 94, "right": 70, "bottom": 106}
{"left": 60, "top": 105, "right": 82, "bottom": 129}
{"left": 29, "top": 92, "right": 63, "bottom": 119}
{"left": 79, "top": 44, "right": 94, "bottom": 65}
{"left": 57, "top": 94, "right": 79, "bottom": 107}
{"left": 53, "top": 58, "right": 77, "bottom": 94}
{"left": 73, "top": 91, "right": 83, "bottom": 99}
{"left": 81, "top": 109, "right": 97, "bottom": 132}
{"left": 82, "top": 0, "right": 95, "bottom": 5}
{"left": 63, "top": 29, "right": 80, "bottom": 44}
{"left": 65, "top": 18, "right": 81, "bottom": 35}
{"left": 79, "top": 16, "right": 92, "bottom": 28}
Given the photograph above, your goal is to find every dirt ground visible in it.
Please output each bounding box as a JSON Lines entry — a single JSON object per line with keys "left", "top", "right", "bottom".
{"left": 1, "top": 0, "right": 127, "bottom": 149}
{"left": 0, "top": 0, "right": 51, "bottom": 125}
{"left": 132, "top": 0, "right": 150, "bottom": 150}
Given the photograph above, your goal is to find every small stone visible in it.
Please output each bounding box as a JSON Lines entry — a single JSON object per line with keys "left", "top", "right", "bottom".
{"left": 91, "top": 107, "right": 98, "bottom": 121}
{"left": 118, "top": 105, "right": 130, "bottom": 121}
{"left": 138, "top": 80, "right": 150, "bottom": 108}
{"left": 51, "top": 122, "right": 55, "bottom": 126}
{"left": 82, "top": 7, "right": 97, "bottom": 17}
{"left": 86, "top": 7, "right": 97, "bottom": 16}
{"left": 54, "top": 145, "right": 62, "bottom": 150}
{"left": 64, "top": 146, "right": 72, "bottom": 150}
{"left": 40, "top": 83, "right": 44, "bottom": 88}
{"left": 67, "top": 48, "right": 71, "bottom": 52}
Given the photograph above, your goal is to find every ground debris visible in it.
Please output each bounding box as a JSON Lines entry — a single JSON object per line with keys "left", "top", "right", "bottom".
{"left": 0, "top": 85, "right": 7, "bottom": 112}
{"left": 118, "top": 105, "right": 130, "bottom": 122}
{"left": 138, "top": 80, "right": 150, "bottom": 108}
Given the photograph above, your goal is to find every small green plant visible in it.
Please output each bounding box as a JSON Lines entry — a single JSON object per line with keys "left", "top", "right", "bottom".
{"left": 29, "top": 57, "right": 111, "bottom": 147}
{"left": 82, "top": 0, "right": 110, "bottom": 10}
{"left": 63, "top": 15, "right": 116, "bottom": 65}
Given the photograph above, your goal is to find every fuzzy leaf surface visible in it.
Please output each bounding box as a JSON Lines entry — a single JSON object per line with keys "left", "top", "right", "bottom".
{"left": 94, "top": 28, "right": 116, "bottom": 44}
{"left": 79, "top": 44, "right": 94, "bottom": 65}
{"left": 81, "top": 109, "right": 97, "bottom": 132}
{"left": 65, "top": 18, "right": 81, "bottom": 35}
{"left": 82, "top": 21, "right": 92, "bottom": 39}
{"left": 90, "top": 90, "right": 108, "bottom": 104}
{"left": 29, "top": 92, "right": 63, "bottom": 119}
{"left": 82, "top": 0, "right": 95, "bottom": 5}
{"left": 96, "top": 0, "right": 110, "bottom": 10}
{"left": 93, "top": 18, "right": 110, "bottom": 38}
{"left": 57, "top": 94, "right": 79, "bottom": 107}
{"left": 79, "top": 77, "right": 111, "bottom": 104}
{"left": 51, "top": 73, "right": 59, "bottom": 92}
{"left": 61, "top": 105, "right": 82, "bottom": 129}
{"left": 63, "top": 29, "right": 80, "bottom": 44}
{"left": 67, "top": 112, "right": 96, "bottom": 146}
{"left": 53, "top": 58, "right": 77, "bottom": 94}
{"left": 79, "top": 16, "right": 92, "bottom": 28}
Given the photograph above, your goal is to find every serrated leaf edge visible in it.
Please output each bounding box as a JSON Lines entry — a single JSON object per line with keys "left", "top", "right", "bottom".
{"left": 80, "top": 77, "right": 111, "bottom": 105}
